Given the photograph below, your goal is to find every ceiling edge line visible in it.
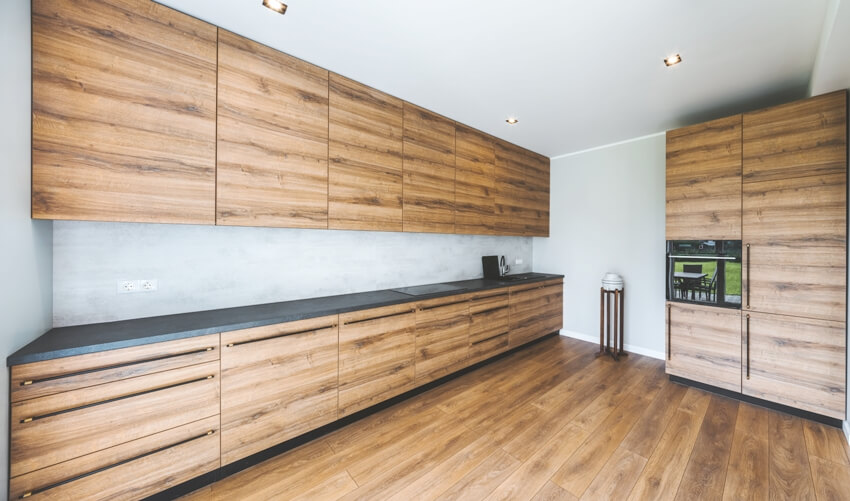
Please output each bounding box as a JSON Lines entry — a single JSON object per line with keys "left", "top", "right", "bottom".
{"left": 550, "top": 131, "right": 665, "bottom": 160}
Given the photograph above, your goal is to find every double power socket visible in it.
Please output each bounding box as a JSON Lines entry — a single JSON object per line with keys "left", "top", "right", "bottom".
{"left": 117, "top": 279, "right": 158, "bottom": 294}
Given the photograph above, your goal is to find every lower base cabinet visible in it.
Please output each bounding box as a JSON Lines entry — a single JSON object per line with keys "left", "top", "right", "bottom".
{"left": 415, "top": 296, "right": 472, "bottom": 385}
{"left": 509, "top": 279, "right": 564, "bottom": 347}
{"left": 468, "top": 290, "right": 511, "bottom": 364}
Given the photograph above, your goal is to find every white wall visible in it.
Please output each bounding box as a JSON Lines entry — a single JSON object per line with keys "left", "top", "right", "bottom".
{"left": 534, "top": 134, "right": 666, "bottom": 358}
{"left": 53, "top": 222, "right": 532, "bottom": 326}
{"left": 0, "top": 0, "right": 54, "bottom": 491}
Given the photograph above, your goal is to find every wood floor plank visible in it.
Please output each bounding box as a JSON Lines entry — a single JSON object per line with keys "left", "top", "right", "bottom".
{"left": 803, "top": 420, "right": 850, "bottom": 466}
{"left": 768, "top": 412, "right": 816, "bottom": 500}
{"left": 675, "top": 396, "right": 739, "bottom": 501}
{"left": 626, "top": 388, "right": 711, "bottom": 501}
{"left": 580, "top": 448, "right": 647, "bottom": 501}
{"left": 620, "top": 380, "right": 688, "bottom": 458}
{"left": 436, "top": 449, "right": 521, "bottom": 501}
{"left": 810, "top": 456, "right": 850, "bottom": 501}
{"left": 532, "top": 481, "right": 579, "bottom": 501}
{"left": 722, "top": 403, "right": 769, "bottom": 501}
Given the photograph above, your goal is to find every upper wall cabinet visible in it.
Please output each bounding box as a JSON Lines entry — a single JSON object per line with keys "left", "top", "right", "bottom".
{"left": 31, "top": 0, "right": 218, "bottom": 224}
{"left": 216, "top": 30, "right": 330, "bottom": 229}
{"left": 455, "top": 125, "right": 497, "bottom": 235}
{"left": 665, "top": 115, "right": 743, "bottom": 240}
{"left": 328, "top": 74, "right": 404, "bottom": 232}
{"left": 495, "top": 141, "right": 550, "bottom": 236}
{"left": 402, "top": 103, "right": 457, "bottom": 233}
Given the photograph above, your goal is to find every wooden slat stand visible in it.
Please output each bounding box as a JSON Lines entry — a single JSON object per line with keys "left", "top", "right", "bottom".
{"left": 598, "top": 287, "right": 627, "bottom": 361}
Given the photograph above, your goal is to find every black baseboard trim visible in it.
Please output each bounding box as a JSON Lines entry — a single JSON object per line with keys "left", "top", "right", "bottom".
{"left": 669, "top": 375, "right": 844, "bottom": 429}
{"left": 145, "top": 332, "right": 560, "bottom": 500}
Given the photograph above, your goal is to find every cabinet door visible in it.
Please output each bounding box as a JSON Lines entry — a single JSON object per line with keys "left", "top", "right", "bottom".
{"left": 32, "top": 0, "right": 217, "bottom": 224}
{"left": 495, "top": 141, "right": 550, "bottom": 236}
{"left": 216, "top": 30, "right": 329, "bottom": 229}
{"left": 743, "top": 312, "right": 845, "bottom": 420}
{"left": 328, "top": 73, "right": 404, "bottom": 232}
{"left": 455, "top": 125, "right": 497, "bottom": 235}
{"left": 415, "top": 296, "right": 470, "bottom": 384}
{"left": 665, "top": 303, "right": 741, "bottom": 393}
{"left": 338, "top": 304, "right": 416, "bottom": 417}
{"left": 743, "top": 92, "right": 846, "bottom": 321}
{"left": 403, "top": 103, "right": 456, "bottom": 233}
{"left": 509, "top": 280, "right": 563, "bottom": 347}
{"left": 666, "top": 115, "right": 742, "bottom": 240}
{"left": 468, "top": 290, "right": 510, "bottom": 364}
{"left": 220, "top": 316, "right": 338, "bottom": 465}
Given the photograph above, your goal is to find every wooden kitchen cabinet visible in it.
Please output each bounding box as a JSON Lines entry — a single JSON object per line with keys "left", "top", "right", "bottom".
{"left": 216, "top": 30, "right": 330, "bottom": 229}
{"left": 743, "top": 312, "right": 846, "bottom": 419}
{"left": 665, "top": 114, "right": 743, "bottom": 240}
{"left": 328, "top": 73, "right": 404, "bottom": 232}
{"left": 402, "top": 103, "right": 457, "bottom": 233}
{"left": 338, "top": 304, "right": 416, "bottom": 417}
{"left": 220, "top": 316, "right": 339, "bottom": 465}
{"left": 509, "top": 279, "right": 563, "bottom": 347}
{"left": 455, "top": 125, "right": 497, "bottom": 235}
{"left": 31, "top": 0, "right": 218, "bottom": 224}
{"left": 415, "top": 295, "right": 470, "bottom": 384}
{"left": 665, "top": 303, "right": 741, "bottom": 393}
{"left": 495, "top": 141, "right": 550, "bottom": 236}
{"left": 468, "top": 289, "right": 511, "bottom": 364}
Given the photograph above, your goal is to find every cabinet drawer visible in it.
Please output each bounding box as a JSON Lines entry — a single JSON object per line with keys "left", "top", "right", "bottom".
{"left": 510, "top": 282, "right": 563, "bottom": 347}
{"left": 509, "top": 278, "right": 563, "bottom": 294}
{"left": 11, "top": 360, "right": 220, "bottom": 477}
{"left": 415, "top": 296, "right": 471, "bottom": 384}
{"left": 10, "top": 415, "right": 220, "bottom": 501}
{"left": 11, "top": 334, "right": 220, "bottom": 403}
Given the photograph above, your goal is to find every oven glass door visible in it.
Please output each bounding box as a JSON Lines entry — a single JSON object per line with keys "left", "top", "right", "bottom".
{"left": 666, "top": 240, "right": 742, "bottom": 309}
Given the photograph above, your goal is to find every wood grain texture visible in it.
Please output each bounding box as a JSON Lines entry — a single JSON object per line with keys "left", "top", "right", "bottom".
{"left": 31, "top": 0, "right": 217, "bottom": 224}
{"left": 509, "top": 281, "right": 563, "bottom": 348}
{"left": 338, "top": 304, "right": 416, "bottom": 417}
{"left": 666, "top": 114, "right": 743, "bottom": 240}
{"left": 743, "top": 312, "right": 846, "bottom": 420}
{"left": 216, "top": 29, "right": 329, "bottom": 229}
{"left": 495, "top": 140, "right": 550, "bottom": 236}
{"left": 802, "top": 420, "right": 850, "bottom": 466}
{"left": 580, "top": 448, "right": 647, "bottom": 501}
{"left": 415, "top": 295, "right": 470, "bottom": 384}
{"left": 10, "top": 334, "right": 219, "bottom": 403}
{"left": 768, "top": 411, "right": 816, "bottom": 500}
{"left": 810, "top": 456, "right": 850, "bottom": 501}
{"left": 743, "top": 91, "right": 847, "bottom": 183}
{"left": 723, "top": 403, "right": 769, "bottom": 501}
{"left": 10, "top": 415, "right": 220, "bottom": 501}
{"left": 665, "top": 302, "right": 742, "bottom": 392}
{"left": 220, "top": 316, "right": 339, "bottom": 465}
{"left": 328, "top": 73, "right": 404, "bottom": 231}
{"left": 455, "top": 124, "right": 497, "bottom": 235}
{"left": 10, "top": 360, "right": 220, "bottom": 477}
{"left": 403, "top": 103, "right": 456, "bottom": 233}
{"left": 468, "top": 290, "right": 510, "bottom": 364}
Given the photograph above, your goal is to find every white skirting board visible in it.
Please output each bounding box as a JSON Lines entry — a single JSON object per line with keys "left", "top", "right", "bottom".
{"left": 844, "top": 420, "right": 850, "bottom": 446}
{"left": 559, "top": 330, "right": 665, "bottom": 360}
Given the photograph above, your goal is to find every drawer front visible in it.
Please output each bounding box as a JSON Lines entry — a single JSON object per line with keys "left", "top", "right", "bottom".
{"left": 508, "top": 278, "right": 563, "bottom": 294}
{"left": 509, "top": 283, "right": 563, "bottom": 347}
{"left": 10, "top": 415, "right": 220, "bottom": 501}
{"left": 339, "top": 304, "right": 416, "bottom": 417}
{"left": 221, "top": 316, "right": 339, "bottom": 465}
{"left": 11, "top": 360, "right": 220, "bottom": 477}
{"left": 11, "top": 334, "right": 220, "bottom": 403}
{"left": 415, "top": 299, "right": 470, "bottom": 385}
{"left": 469, "top": 292, "right": 509, "bottom": 343}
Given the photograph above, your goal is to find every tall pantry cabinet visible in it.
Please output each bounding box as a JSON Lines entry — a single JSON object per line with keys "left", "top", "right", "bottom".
{"left": 665, "top": 91, "right": 847, "bottom": 420}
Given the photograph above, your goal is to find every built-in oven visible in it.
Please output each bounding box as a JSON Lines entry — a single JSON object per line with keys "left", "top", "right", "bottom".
{"left": 666, "top": 240, "right": 742, "bottom": 309}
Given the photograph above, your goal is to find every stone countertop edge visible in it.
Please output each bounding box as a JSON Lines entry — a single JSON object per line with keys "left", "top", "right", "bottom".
{"left": 8, "top": 273, "right": 564, "bottom": 366}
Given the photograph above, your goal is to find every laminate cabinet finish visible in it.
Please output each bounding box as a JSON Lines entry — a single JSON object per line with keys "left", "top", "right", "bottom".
{"left": 31, "top": 0, "right": 217, "bottom": 224}
{"left": 665, "top": 303, "right": 741, "bottom": 393}
{"left": 509, "top": 280, "right": 563, "bottom": 348}
{"left": 338, "top": 304, "right": 416, "bottom": 417}
{"left": 666, "top": 115, "right": 743, "bottom": 240}
{"left": 10, "top": 360, "right": 220, "bottom": 477}
{"left": 468, "top": 290, "right": 510, "bottom": 364}
{"left": 328, "top": 73, "right": 404, "bottom": 232}
{"left": 216, "top": 30, "right": 330, "bottom": 229}
{"left": 10, "top": 415, "right": 220, "bottom": 501}
{"left": 10, "top": 334, "right": 219, "bottom": 403}
{"left": 495, "top": 141, "right": 550, "bottom": 236}
{"left": 402, "top": 103, "right": 456, "bottom": 233}
{"left": 455, "top": 125, "right": 497, "bottom": 235}
{"left": 220, "top": 316, "right": 339, "bottom": 465}
{"left": 415, "top": 295, "right": 471, "bottom": 384}
{"left": 743, "top": 90, "right": 847, "bottom": 183}
{"left": 743, "top": 312, "right": 846, "bottom": 419}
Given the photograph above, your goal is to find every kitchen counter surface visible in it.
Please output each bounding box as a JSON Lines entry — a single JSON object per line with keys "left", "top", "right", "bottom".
{"left": 8, "top": 273, "right": 563, "bottom": 366}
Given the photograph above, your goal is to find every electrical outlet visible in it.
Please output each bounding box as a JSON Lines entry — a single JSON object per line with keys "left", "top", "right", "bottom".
{"left": 515, "top": 258, "right": 523, "bottom": 265}
{"left": 117, "top": 280, "right": 139, "bottom": 294}
{"left": 140, "top": 279, "right": 158, "bottom": 292}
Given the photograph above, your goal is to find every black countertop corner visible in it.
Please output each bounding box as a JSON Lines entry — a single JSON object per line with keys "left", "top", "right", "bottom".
{"left": 8, "top": 273, "right": 564, "bottom": 366}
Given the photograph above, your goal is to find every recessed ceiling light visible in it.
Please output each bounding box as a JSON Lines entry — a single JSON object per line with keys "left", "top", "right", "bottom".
{"left": 263, "top": 0, "right": 287, "bottom": 15}
{"left": 664, "top": 54, "right": 682, "bottom": 67}
{"left": 506, "top": 117, "right": 519, "bottom": 125}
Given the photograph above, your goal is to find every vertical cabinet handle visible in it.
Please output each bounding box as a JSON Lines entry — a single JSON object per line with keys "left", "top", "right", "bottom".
{"left": 746, "top": 244, "right": 751, "bottom": 309}
{"left": 666, "top": 304, "right": 672, "bottom": 361}
{"left": 746, "top": 314, "right": 751, "bottom": 380}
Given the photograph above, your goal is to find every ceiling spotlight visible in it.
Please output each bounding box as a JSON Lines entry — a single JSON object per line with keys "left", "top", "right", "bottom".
{"left": 263, "top": 0, "right": 287, "bottom": 14}
{"left": 506, "top": 117, "right": 519, "bottom": 125}
{"left": 664, "top": 54, "right": 682, "bottom": 67}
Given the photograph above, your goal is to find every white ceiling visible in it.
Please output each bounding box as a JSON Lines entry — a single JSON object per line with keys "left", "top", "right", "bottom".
{"left": 158, "top": 0, "right": 833, "bottom": 157}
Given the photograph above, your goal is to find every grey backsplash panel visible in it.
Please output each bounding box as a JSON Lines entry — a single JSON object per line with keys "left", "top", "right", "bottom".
{"left": 53, "top": 221, "right": 533, "bottom": 326}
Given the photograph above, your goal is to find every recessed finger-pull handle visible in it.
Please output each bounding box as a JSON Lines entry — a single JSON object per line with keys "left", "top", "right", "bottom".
{"left": 19, "top": 375, "right": 215, "bottom": 424}
{"left": 667, "top": 304, "right": 672, "bottom": 361}
{"left": 343, "top": 310, "right": 414, "bottom": 326}
{"left": 224, "top": 324, "right": 337, "bottom": 348}
{"left": 746, "top": 314, "right": 751, "bottom": 380}
{"left": 746, "top": 244, "right": 751, "bottom": 310}
{"left": 18, "top": 429, "right": 216, "bottom": 498}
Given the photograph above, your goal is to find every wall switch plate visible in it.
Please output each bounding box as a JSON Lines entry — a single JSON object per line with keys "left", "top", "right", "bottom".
{"left": 117, "top": 280, "right": 139, "bottom": 294}
{"left": 140, "top": 279, "right": 158, "bottom": 292}
{"left": 515, "top": 258, "right": 523, "bottom": 265}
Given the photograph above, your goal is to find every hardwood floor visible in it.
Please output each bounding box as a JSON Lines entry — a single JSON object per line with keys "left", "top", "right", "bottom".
{"left": 181, "top": 336, "right": 850, "bottom": 500}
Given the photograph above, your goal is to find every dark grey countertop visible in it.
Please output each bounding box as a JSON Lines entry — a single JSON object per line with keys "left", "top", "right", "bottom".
{"left": 8, "top": 273, "right": 563, "bottom": 366}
